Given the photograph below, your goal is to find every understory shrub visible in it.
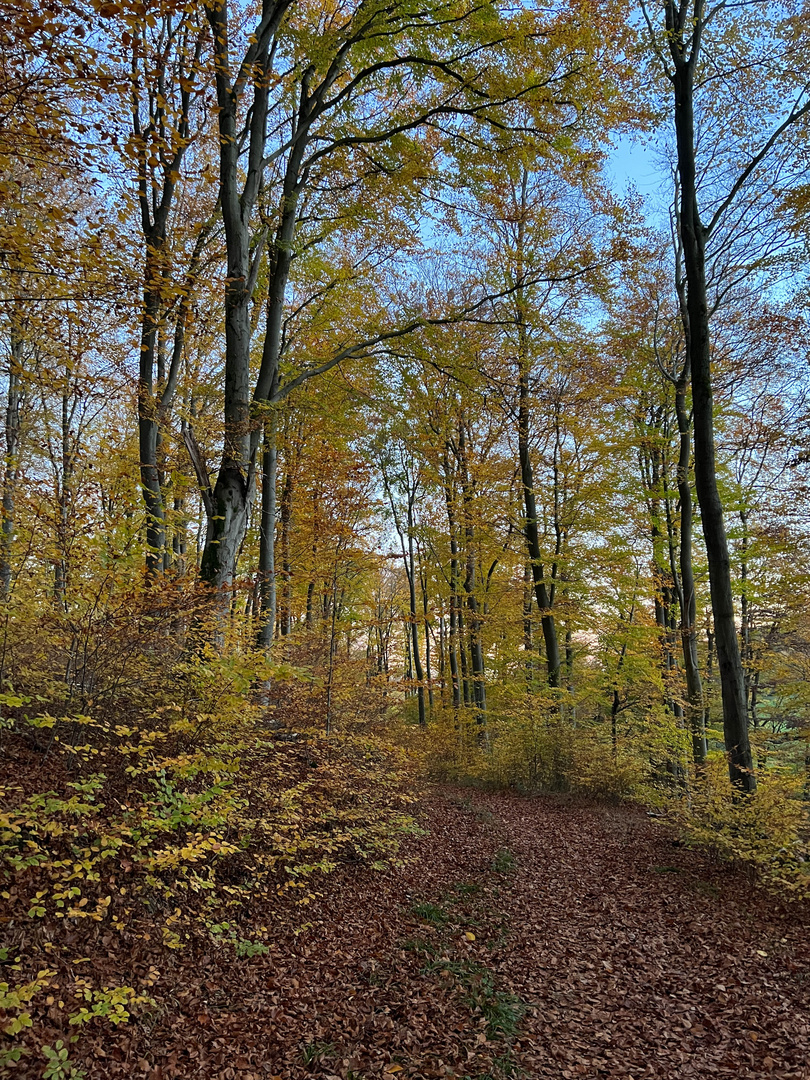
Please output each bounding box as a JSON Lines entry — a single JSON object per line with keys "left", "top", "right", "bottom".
{"left": 678, "top": 753, "right": 810, "bottom": 898}
{"left": 0, "top": 603, "right": 419, "bottom": 1067}
{"left": 420, "top": 704, "right": 646, "bottom": 799}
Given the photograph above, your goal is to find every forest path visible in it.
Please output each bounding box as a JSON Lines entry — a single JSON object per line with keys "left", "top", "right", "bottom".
{"left": 477, "top": 791, "right": 810, "bottom": 1079}
{"left": 102, "top": 789, "right": 810, "bottom": 1080}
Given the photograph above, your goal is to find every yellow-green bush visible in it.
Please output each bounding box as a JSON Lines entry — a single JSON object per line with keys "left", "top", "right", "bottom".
{"left": 418, "top": 701, "right": 646, "bottom": 799}
{"left": 679, "top": 753, "right": 810, "bottom": 898}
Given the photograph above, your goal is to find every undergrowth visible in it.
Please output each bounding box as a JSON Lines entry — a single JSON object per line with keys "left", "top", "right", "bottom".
{"left": 415, "top": 704, "right": 810, "bottom": 903}
{"left": 677, "top": 753, "right": 810, "bottom": 899}
{"left": 0, "top": 604, "right": 418, "bottom": 1072}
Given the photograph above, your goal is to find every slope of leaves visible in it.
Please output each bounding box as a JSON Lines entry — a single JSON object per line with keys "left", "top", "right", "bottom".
{"left": 5, "top": 765, "right": 810, "bottom": 1078}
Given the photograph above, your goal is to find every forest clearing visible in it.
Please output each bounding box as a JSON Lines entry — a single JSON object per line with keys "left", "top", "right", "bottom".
{"left": 4, "top": 0, "right": 810, "bottom": 1074}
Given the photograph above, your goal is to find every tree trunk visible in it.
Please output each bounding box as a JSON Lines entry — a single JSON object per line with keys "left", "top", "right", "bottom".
{"left": 278, "top": 428, "right": 296, "bottom": 637}
{"left": 518, "top": 357, "right": 560, "bottom": 687}
{"left": 443, "top": 448, "right": 462, "bottom": 709}
{"left": 514, "top": 174, "right": 560, "bottom": 688}
{"left": 0, "top": 292, "right": 22, "bottom": 600}
{"left": 406, "top": 494, "right": 426, "bottom": 727}
{"left": 674, "top": 372, "right": 707, "bottom": 763}
{"left": 138, "top": 248, "right": 167, "bottom": 576}
{"left": 257, "top": 412, "right": 278, "bottom": 647}
{"left": 201, "top": 0, "right": 281, "bottom": 591}
{"left": 671, "top": 34, "right": 755, "bottom": 791}
{"left": 457, "top": 422, "right": 486, "bottom": 720}
{"left": 419, "top": 555, "right": 434, "bottom": 715}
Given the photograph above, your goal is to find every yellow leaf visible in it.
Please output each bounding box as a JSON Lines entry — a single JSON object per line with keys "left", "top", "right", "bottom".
{"left": 465, "top": 931, "right": 475, "bottom": 941}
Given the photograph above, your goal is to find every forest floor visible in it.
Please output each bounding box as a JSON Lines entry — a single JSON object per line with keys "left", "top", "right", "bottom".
{"left": 57, "top": 785, "right": 810, "bottom": 1080}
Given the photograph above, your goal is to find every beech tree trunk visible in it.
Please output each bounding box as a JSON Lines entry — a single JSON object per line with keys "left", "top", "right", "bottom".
{"left": 674, "top": 373, "right": 707, "bottom": 763}
{"left": 257, "top": 412, "right": 278, "bottom": 647}
{"left": 514, "top": 179, "right": 560, "bottom": 688}
{"left": 457, "top": 422, "right": 486, "bottom": 720}
{"left": 668, "top": 9, "right": 755, "bottom": 790}
{"left": 518, "top": 356, "right": 560, "bottom": 687}
{"left": 0, "top": 289, "right": 22, "bottom": 600}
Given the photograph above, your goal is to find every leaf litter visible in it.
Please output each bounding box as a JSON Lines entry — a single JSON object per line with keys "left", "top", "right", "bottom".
{"left": 5, "top": 787, "right": 810, "bottom": 1078}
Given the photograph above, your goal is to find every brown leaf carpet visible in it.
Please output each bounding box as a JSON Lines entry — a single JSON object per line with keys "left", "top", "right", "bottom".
{"left": 28, "top": 789, "right": 810, "bottom": 1079}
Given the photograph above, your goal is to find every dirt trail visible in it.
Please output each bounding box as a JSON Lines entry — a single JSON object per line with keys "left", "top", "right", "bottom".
{"left": 70, "top": 789, "right": 810, "bottom": 1079}
{"left": 482, "top": 792, "right": 810, "bottom": 1079}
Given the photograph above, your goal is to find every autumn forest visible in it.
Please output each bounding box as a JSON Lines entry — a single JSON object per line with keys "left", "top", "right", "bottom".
{"left": 3, "top": 0, "right": 810, "bottom": 1076}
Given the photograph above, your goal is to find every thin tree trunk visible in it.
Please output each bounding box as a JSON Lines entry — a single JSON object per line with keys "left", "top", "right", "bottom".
{"left": 443, "top": 447, "right": 462, "bottom": 709}
{"left": 515, "top": 175, "right": 560, "bottom": 688}
{"left": 0, "top": 290, "right": 22, "bottom": 600}
{"left": 457, "top": 422, "right": 486, "bottom": 720}
{"left": 674, "top": 368, "right": 707, "bottom": 763}
{"left": 518, "top": 360, "right": 560, "bottom": 686}
{"left": 257, "top": 411, "right": 278, "bottom": 647}
{"left": 406, "top": 493, "right": 426, "bottom": 727}
{"left": 419, "top": 555, "right": 434, "bottom": 714}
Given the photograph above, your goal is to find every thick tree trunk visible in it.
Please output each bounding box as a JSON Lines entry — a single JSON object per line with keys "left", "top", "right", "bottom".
{"left": 201, "top": 0, "right": 280, "bottom": 591}
{"left": 671, "top": 39, "right": 755, "bottom": 791}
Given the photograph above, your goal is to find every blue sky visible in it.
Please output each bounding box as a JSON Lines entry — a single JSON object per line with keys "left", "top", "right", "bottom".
{"left": 608, "top": 134, "right": 670, "bottom": 205}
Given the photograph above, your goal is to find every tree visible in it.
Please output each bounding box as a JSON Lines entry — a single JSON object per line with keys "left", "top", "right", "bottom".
{"left": 126, "top": 1, "right": 213, "bottom": 576}
{"left": 642, "top": 0, "right": 810, "bottom": 791}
